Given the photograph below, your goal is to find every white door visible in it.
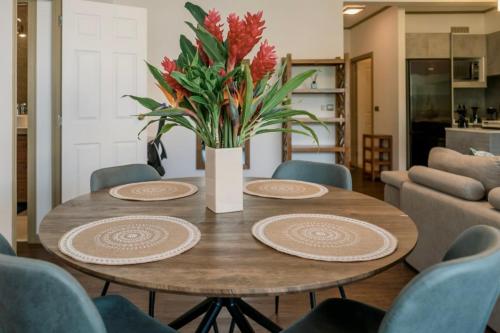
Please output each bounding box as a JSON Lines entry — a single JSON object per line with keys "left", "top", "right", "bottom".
{"left": 62, "top": 0, "right": 147, "bottom": 202}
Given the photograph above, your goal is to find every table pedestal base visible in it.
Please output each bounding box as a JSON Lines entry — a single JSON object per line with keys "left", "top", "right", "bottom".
{"left": 169, "top": 297, "right": 282, "bottom": 333}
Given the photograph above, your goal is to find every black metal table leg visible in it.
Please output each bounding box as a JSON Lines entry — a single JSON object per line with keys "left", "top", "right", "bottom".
{"left": 148, "top": 291, "right": 156, "bottom": 317}
{"left": 169, "top": 298, "right": 214, "bottom": 329}
{"left": 195, "top": 299, "right": 223, "bottom": 333}
{"left": 227, "top": 299, "right": 255, "bottom": 333}
{"left": 237, "top": 299, "right": 282, "bottom": 333}
{"left": 339, "top": 286, "right": 347, "bottom": 299}
{"left": 274, "top": 296, "right": 279, "bottom": 314}
{"left": 309, "top": 292, "right": 317, "bottom": 309}
{"left": 169, "top": 297, "right": 281, "bottom": 333}
{"left": 101, "top": 281, "right": 110, "bottom": 296}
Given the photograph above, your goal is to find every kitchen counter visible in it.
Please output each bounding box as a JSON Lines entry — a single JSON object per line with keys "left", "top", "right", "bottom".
{"left": 446, "top": 127, "right": 500, "bottom": 155}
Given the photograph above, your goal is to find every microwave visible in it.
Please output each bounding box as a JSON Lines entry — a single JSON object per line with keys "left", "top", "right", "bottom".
{"left": 453, "top": 58, "right": 482, "bottom": 81}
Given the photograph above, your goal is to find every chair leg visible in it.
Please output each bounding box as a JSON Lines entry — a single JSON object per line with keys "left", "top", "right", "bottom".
{"left": 149, "top": 291, "right": 156, "bottom": 317}
{"left": 274, "top": 296, "right": 280, "bottom": 314}
{"left": 338, "top": 286, "right": 347, "bottom": 299}
{"left": 309, "top": 292, "right": 316, "bottom": 309}
{"left": 212, "top": 320, "right": 219, "bottom": 333}
{"left": 101, "top": 281, "right": 110, "bottom": 296}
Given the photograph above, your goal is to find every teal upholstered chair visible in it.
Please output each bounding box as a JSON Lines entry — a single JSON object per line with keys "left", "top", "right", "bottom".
{"left": 0, "top": 253, "right": 177, "bottom": 333}
{"left": 90, "top": 164, "right": 161, "bottom": 317}
{"left": 281, "top": 225, "right": 500, "bottom": 333}
{"left": 272, "top": 160, "right": 352, "bottom": 313}
{"left": 0, "top": 233, "right": 15, "bottom": 256}
{"left": 90, "top": 164, "right": 161, "bottom": 192}
{"left": 272, "top": 160, "right": 352, "bottom": 191}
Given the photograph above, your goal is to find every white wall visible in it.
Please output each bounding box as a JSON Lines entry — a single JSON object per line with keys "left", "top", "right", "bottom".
{"left": 406, "top": 13, "right": 486, "bottom": 33}
{"left": 36, "top": 1, "right": 53, "bottom": 231}
{"left": 97, "top": 0, "right": 344, "bottom": 177}
{"left": 0, "top": 0, "right": 15, "bottom": 244}
{"left": 348, "top": 7, "right": 407, "bottom": 170}
{"left": 485, "top": 9, "right": 500, "bottom": 34}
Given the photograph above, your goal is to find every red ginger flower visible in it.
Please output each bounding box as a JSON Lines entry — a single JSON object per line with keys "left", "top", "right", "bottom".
{"left": 227, "top": 11, "right": 265, "bottom": 70}
{"left": 161, "top": 57, "right": 188, "bottom": 98}
{"left": 250, "top": 40, "right": 277, "bottom": 83}
{"left": 204, "top": 9, "right": 224, "bottom": 42}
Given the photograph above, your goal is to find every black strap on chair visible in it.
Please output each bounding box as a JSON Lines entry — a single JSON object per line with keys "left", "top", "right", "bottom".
{"left": 147, "top": 117, "right": 168, "bottom": 176}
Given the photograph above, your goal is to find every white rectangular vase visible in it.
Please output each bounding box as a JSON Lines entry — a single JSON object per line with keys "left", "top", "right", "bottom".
{"left": 205, "top": 147, "right": 243, "bottom": 213}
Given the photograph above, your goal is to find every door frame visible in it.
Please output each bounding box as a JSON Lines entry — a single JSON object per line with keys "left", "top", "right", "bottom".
{"left": 350, "top": 52, "right": 374, "bottom": 168}
{"left": 52, "top": 0, "right": 62, "bottom": 207}
{"left": 26, "top": 0, "right": 38, "bottom": 243}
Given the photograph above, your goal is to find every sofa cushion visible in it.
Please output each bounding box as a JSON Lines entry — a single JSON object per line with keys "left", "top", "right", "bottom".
{"left": 489, "top": 188, "right": 500, "bottom": 210}
{"left": 408, "top": 166, "right": 485, "bottom": 201}
{"left": 428, "top": 147, "right": 500, "bottom": 192}
{"left": 381, "top": 171, "right": 409, "bottom": 189}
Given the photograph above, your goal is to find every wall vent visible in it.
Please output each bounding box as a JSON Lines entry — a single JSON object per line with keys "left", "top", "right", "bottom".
{"left": 451, "top": 26, "right": 470, "bottom": 33}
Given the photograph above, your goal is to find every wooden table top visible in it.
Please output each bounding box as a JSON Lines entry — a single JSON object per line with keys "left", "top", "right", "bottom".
{"left": 39, "top": 177, "right": 418, "bottom": 297}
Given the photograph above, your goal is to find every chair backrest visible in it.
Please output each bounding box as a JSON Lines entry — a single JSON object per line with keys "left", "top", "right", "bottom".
{"left": 0, "top": 254, "right": 107, "bottom": 333}
{"left": 272, "top": 160, "right": 352, "bottom": 190}
{"left": 0, "top": 233, "right": 15, "bottom": 256}
{"left": 90, "top": 164, "right": 161, "bottom": 192}
{"left": 379, "top": 225, "right": 500, "bottom": 333}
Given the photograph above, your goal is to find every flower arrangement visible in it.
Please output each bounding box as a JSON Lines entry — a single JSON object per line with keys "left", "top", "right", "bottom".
{"left": 128, "top": 2, "right": 321, "bottom": 149}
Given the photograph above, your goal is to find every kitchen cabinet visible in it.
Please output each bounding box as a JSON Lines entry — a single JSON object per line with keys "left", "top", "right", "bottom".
{"left": 487, "top": 31, "right": 500, "bottom": 77}
{"left": 452, "top": 34, "right": 487, "bottom": 58}
{"left": 406, "top": 33, "right": 450, "bottom": 59}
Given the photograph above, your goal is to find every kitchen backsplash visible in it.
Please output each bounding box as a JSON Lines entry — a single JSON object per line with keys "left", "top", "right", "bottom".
{"left": 486, "top": 75, "right": 500, "bottom": 114}
{"left": 453, "top": 75, "right": 500, "bottom": 120}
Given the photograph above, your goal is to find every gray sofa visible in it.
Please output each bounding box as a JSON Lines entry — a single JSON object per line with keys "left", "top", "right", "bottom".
{"left": 382, "top": 147, "right": 500, "bottom": 332}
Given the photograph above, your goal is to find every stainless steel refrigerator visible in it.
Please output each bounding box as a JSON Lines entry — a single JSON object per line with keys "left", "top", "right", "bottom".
{"left": 407, "top": 59, "right": 452, "bottom": 167}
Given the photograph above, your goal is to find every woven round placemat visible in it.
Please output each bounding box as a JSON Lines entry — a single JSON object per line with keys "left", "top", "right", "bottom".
{"left": 252, "top": 214, "right": 398, "bottom": 262}
{"left": 244, "top": 180, "right": 328, "bottom": 199}
{"left": 58, "top": 216, "right": 201, "bottom": 265}
{"left": 109, "top": 181, "right": 198, "bottom": 201}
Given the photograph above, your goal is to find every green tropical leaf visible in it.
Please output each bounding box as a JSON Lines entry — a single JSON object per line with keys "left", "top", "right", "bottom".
{"left": 180, "top": 34, "right": 196, "bottom": 62}
{"left": 184, "top": 2, "right": 207, "bottom": 26}
{"left": 138, "top": 118, "right": 161, "bottom": 139}
{"left": 123, "top": 95, "right": 162, "bottom": 110}
{"left": 157, "top": 123, "right": 178, "bottom": 138}
{"left": 186, "top": 22, "right": 225, "bottom": 64}
{"left": 260, "top": 69, "right": 316, "bottom": 115}
{"left": 170, "top": 71, "right": 203, "bottom": 94}
{"left": 145, "top": 61, "right": 173, "bottom": 95}
{"left": 140, "top": 107, "right": 189, "bottom": 118}
{"left": 242, "top": 64, "right": 254, "bottom": 124}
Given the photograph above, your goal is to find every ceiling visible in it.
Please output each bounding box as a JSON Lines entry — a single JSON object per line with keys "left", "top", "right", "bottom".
{"left": 343, "top": 2, "right": 497, "bottom": 28}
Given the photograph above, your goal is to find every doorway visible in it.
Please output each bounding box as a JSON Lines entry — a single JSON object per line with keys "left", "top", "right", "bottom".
{"left": 350, "top": 53, "right": 374, "bottom": 168}
{"left": 16, "top": 1, "right": 29, "bottom": 242}
{"left": 16, "top": 0, "right": 37, "bottom": 245}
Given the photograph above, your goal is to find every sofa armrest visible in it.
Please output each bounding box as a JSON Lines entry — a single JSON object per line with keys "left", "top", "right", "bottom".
{"left": 381, "top": 171, "right": 409, "bottom": 189}
{"left": 408, "top": 166, "right": 485, "bottom": 201}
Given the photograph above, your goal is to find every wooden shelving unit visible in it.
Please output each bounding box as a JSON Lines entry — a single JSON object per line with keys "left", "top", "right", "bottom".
{"left": 363, "top": 134, "right": 392, "bottom": 181}
{"left": 281, "top": 55, "right": 350, "bottom": 166}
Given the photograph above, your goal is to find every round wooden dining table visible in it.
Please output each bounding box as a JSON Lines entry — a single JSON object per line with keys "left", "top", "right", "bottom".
{"left": 39, "top": 177, "right": 418, "bottom": 333}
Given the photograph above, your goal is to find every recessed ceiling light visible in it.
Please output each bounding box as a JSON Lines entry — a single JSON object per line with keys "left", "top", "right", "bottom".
{"left": 343, "top": 5, "right": 366, "bottom": 15}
